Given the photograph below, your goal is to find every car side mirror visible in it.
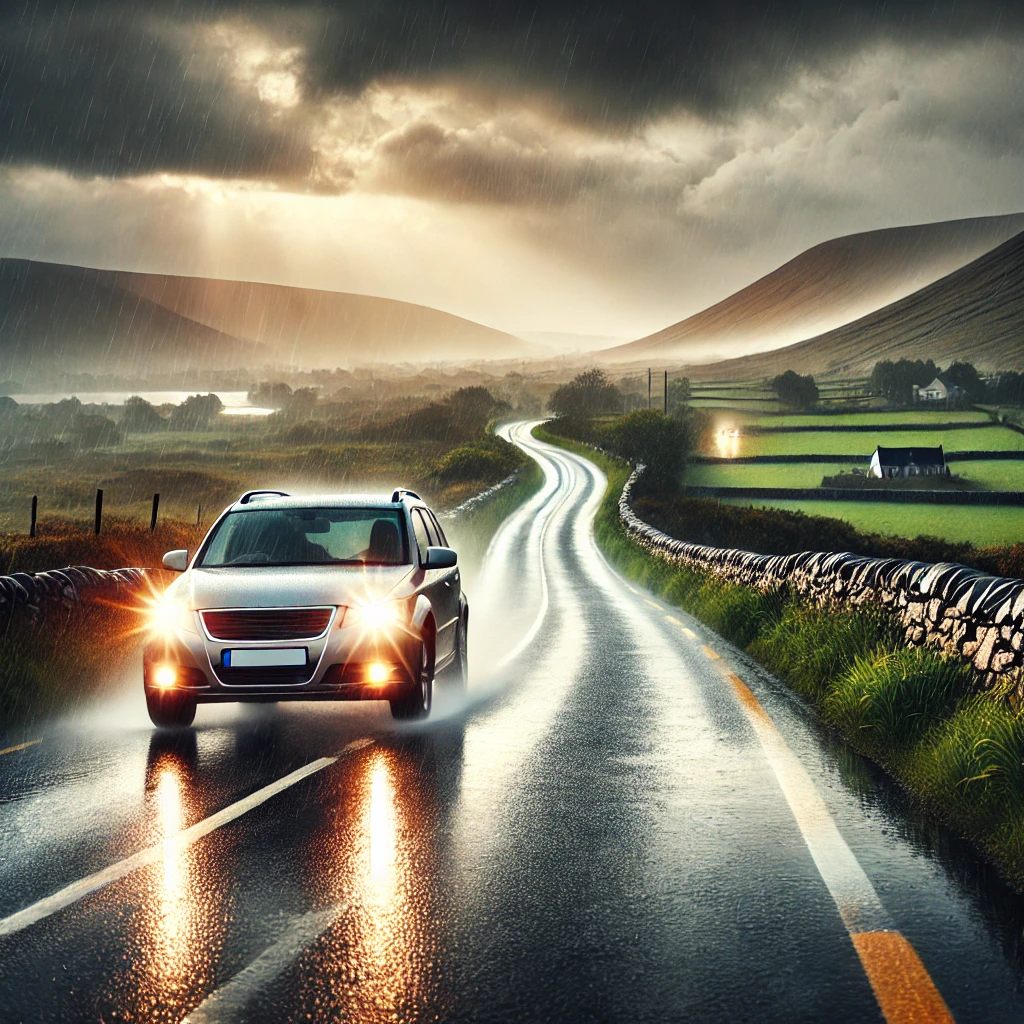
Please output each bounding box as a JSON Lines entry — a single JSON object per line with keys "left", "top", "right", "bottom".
{"left": 423, "top": 546, "right": 457, "bottom": 570}
{"left": 162, "top": 549, "right": 189, "bottom": 572}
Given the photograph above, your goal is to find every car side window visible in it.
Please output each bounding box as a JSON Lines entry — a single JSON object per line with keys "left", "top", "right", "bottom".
{"left": 426, "top": 509, "right": 448, "bottom": 547}
{"left": 421, "top": 510, "right": 442, "bottom": 547}
{"left": 411, "top": 509, "right": 431, "bottom": 563}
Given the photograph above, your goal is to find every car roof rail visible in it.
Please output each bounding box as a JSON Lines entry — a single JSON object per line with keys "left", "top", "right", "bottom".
{"left": 390, "top": 488, "right": 422, "bottom": 503}
{"left": 238, "top": 489, "right": 291, "bottom": 505}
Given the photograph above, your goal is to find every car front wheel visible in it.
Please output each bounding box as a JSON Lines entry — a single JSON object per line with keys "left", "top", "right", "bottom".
{"left": 390, "top": 639, "right": 433, "bottom": 720}
{"left": 146, "top": 687, "right": 197, "bottom": 728}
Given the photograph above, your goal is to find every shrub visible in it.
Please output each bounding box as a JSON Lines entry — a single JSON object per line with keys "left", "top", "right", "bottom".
{"left": 605, "top": 410, "right": 687, "bottom": 492}
{"left": 549, "top": 369, "right": 622, "bottom": 418}
{"left": 770, "top": 370, "right": 818, "bottom": 411}
{"left": 432, "top": 437, "right": 523, "bottom": 484}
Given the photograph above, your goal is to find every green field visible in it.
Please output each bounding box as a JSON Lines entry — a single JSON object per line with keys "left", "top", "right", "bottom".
{"left": 748, "top": 410, "right": 993, "bottom": 428}
{"left": 688, "top": 459, "right": 1024, "bottom": 491}
{"left": 723, "top": 498, "right": 1024, "bottom": 546}
{"left": 685, "top": 463, "right": 856, "bottom": 488}
{"left": 739, "top": 426, "right": 1024, "bottom": 457}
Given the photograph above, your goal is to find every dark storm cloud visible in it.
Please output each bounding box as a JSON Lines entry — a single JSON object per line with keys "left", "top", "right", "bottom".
{"left": 0, "top": 0, "right": 1021, "bottom": 182}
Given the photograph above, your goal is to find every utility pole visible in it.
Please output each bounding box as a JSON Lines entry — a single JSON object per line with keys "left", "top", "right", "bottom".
{"left": 664, "top": 371, "right": 668, "bottom": 414}
{"left": 647, "top": 368, "right": 651, "bottom": 409}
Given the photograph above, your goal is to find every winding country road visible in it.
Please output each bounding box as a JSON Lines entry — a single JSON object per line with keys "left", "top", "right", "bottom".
{"left": 3, "top": 422, "right": 1024, "bottom": 1022}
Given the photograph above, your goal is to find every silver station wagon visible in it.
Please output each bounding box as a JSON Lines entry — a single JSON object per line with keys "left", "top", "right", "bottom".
{"left": 142, "top": 489, "right": 467, "bottom": 727}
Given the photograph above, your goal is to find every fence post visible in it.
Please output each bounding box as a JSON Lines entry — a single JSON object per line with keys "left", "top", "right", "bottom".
{"left": 94, "top": 488, "right": 103, "bottom": 536}
{"left": 150, "top": 492, "right": 160, "bottom": 532}
{"left": 30, "top": 495, "right": 37, "bottom": 538}
{"left": 196, "top": 503, "right": 202, "bottom": 528}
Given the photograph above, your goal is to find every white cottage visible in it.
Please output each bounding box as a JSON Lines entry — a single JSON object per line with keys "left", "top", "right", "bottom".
{"left": 868, "top": 446, "right": 947, "bottom": 479}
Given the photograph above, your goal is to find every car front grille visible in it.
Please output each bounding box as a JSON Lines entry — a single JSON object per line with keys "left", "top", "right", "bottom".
{"left": 201, "top": 607, "right": 334, "bottom": 641}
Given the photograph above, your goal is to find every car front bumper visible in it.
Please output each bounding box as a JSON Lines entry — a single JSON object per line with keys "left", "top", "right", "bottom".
{"left": 143, "top": 616, "right": 421, "bottom": 704}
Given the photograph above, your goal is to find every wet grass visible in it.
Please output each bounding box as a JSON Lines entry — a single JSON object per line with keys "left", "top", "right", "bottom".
{"left": 538, "top": 423, "right": 1024, "bottom": 891}
{"left": 0, "top": 604, "right": 141, "bottom": 724}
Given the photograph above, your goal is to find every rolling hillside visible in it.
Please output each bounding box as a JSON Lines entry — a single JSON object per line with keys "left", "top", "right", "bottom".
{"left": 97, "top": 270, "right": 528, "bottom": 366}
{"left": 0, "top": 260, "right": 529, "bottom": 379}
{"left": 605, "top": 213, "right": 1024, "bottom": 365}
{"left": 0, "top": 259, "right": 258, "bottom": 379}
{"left": 685, "top": 229, "right": 1024, "bottom": 380}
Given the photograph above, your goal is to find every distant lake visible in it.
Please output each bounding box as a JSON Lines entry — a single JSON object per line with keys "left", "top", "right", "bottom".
{"left": 10, "top": 390, "right": 275, "bottom": 416}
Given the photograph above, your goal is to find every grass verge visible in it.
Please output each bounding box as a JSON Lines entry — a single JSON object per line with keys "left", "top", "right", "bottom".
{"left": 537, "top": 423, "right": 1024, "bottom": 889}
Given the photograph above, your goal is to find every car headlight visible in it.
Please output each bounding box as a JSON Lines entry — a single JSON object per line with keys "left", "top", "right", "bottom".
{"left": 146, "top": 595, "right": 197, "bottom": 637}
{"left": 351, "top": 600, "right": 404, "bottom": 633}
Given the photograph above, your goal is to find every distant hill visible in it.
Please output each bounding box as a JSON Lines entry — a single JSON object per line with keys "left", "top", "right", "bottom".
{"left": 682, "top": 229, "right": 1024, "bottom": 380}
{"left": 0, "top": 259, "right": 259, "bottom": 379}
{"left": 605, "top": 214, "right": 1024, "bottom": 365}
{"left": 0, "top": 260, "right": 530, "bottom": 378}
{"left": 98, "top": 269, "right": 529, "bottom": 366}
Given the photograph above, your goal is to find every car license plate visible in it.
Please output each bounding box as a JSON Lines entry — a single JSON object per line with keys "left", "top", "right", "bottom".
{"left": 223, "top": 648, "right": 307, "bottom": 668}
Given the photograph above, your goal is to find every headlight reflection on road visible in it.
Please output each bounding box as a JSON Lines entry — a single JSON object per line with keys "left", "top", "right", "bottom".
{"left": 123, "top": 744, "right": 224, "bottom": 1022}
{"left": 368, "top": 757, "right": 397, "bottom": 894}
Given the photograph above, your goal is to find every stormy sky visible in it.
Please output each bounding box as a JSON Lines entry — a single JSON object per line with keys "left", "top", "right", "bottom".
{"left": 1, "top": 0, "right": 1023, "bottom": 341}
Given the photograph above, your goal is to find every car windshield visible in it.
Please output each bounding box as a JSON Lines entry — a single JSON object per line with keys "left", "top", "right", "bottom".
{"left": 197, "top": 508, "right": 409, "bottom": 567}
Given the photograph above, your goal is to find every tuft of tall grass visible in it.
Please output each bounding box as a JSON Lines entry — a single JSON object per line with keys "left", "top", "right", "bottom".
{"left": 823, "top": 648, "right": 973, "bottom": 757}
{"left": 906, "top": 695, "right": 1024, "bottom": 838}
{"left": 749, "top": 604, "right": 901, "bottom": 702}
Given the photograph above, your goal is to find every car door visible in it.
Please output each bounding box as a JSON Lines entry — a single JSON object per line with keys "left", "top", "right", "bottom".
{"left": 412, "top": 507, "right": 458, "bottom": 661}
{"left": 426, "top": 507, "right": 461, "bottom": 648}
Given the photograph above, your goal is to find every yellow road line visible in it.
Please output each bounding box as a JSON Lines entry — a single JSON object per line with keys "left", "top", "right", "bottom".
{"left": 0, "top": 739, "right": 41, "bottom": 758}
{"left": 708, "top": 659, "right": 955, "bottom": 1023}
{"left": 644, "top": 599, "right": 661, "bottom": 610}
{"left": 852, "top": 931, "right": 955, "bottom": 1024}
{"left": 682, "top": 627, "right": 698, "bottom": 640}
{"left": 701, "top": 645, "right": 721, "bottom": 660}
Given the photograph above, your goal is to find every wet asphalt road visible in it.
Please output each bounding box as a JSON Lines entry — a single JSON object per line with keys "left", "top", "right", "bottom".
{"left": 4, "top": 423, "right": 1024, "bottom": 1022}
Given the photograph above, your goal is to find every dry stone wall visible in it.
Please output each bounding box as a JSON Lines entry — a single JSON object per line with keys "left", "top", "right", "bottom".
{"left": 620, "top": 467, "right": 1024, "bottom": 686}
{"left": 0, "top": 566, "right": 147, "bottom": 631}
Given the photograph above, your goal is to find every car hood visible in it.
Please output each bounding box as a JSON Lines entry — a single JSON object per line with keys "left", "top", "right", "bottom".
{"left": 172, "top": 564, "right": 416, "bottom": 610}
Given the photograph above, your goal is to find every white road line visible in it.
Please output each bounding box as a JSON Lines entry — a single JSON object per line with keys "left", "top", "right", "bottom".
{"left": 723, "top": 673, "right": 892, "bottom": 934}
{"left": 0, "top": 738, "right": 373, "bottom": 938}
{"left": 184, "top": 905, "right": 346, "bottom": 1024}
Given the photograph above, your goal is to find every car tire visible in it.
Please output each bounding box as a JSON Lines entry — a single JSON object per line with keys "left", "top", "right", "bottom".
{"left": 390, "top": 639, "right": 433, "bottom": 721}
{"left": 146, "top": 688, "right": 197, "bottom": 729}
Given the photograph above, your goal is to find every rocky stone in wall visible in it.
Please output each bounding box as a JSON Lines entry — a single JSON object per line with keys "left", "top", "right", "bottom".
{"left": 0, "top": 567, "right": 147, "bottom": 630}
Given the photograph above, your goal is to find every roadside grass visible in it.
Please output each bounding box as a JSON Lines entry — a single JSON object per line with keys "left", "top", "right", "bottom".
{"left": 0, "top": 428, "right": 527, "bottom": 533}
{"left": 537, "top": 422, "right": 1024, "bottom": 890}
{"left": 726, "top": 499, "right": 1024, "bottom": 548}
{"left": 0, "top": 603, "right": 140, "bottom": 723}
